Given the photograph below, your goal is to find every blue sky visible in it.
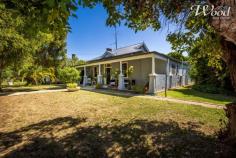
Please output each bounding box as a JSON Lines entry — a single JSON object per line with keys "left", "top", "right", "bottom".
{"left": 66, "top": 5, "right": 174, "bottom": 60}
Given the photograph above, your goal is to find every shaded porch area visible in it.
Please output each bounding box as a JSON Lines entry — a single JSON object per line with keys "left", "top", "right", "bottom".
{"left": 78, "top": 53, "right": 170, "bottom": 94}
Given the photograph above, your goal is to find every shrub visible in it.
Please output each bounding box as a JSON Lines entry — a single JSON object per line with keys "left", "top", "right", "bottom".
{"left": 66, "top": 83, "right": 77, "bottom": 89}
{"left": 132, "top": 85, "right": 145, "bottom": 94}
{"left": 192, "top": 84, "right": 225, "bottom": 94}
{"left": 13, "top": 80, "right": 27, "bottom": 87}
{"left": 95, "top": 83, "right": 102, "bottom": 89}
{"left": 2, "top": 68, "right": 13, "bottom": 81}
{"left": 58, "top": 67, "right": 80, "bottom": 83}
{"left": 25, "top": 67, "right": 55, "bottom": 85}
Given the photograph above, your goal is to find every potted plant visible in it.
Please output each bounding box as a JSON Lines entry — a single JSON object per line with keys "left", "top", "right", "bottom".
{"left": 126, "top": 66, "right": 134, "bottom": 90}
{"left": 67, "top": 83, "right": 80, "bottom": 92}
{"left": 111, "top": 68, "right": 120, "bottom": 87}
{"left": 58, "top": 67, "right": 81, "bottom": 92}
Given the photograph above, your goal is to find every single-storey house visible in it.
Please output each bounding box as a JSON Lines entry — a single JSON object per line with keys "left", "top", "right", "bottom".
{"left": 77, "top": 43, "right": 190, "bottom": 94}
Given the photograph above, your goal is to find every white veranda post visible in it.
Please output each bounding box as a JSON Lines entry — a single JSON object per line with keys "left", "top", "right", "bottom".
{"left": 97, "top": 64, "right": 103, "bottom": 84}
{"left": 118, "top": 61, "right": 125, "bottom": 90}
{"left": 83, "top": 66, "right": 88, "bottom": 86}
{"left": 148, "top": 56, "right": 157, "bottom": 94}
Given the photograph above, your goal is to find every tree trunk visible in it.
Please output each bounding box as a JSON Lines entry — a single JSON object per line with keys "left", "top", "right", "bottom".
{"left": 209, "top": 0, "right": 236, "bottom": 89}
{"left": 221, "top": 39, "right": 236, "bottom": 90}
{"left": 222, "top": 40, "right": 236, "bottom": 144}
{"left": 225, "top": 103, "right": 236, "bottom": 144}
{"left": 0, "top": 70, "right": 3, "bottom": 92}
{"left": 210, "top": 0, "right": 236, "bottom": 143}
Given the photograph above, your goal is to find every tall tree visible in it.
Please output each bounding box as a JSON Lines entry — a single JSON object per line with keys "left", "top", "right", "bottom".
{"left": 0, "top": 0, "right": 77, "bottom": 90}
{"left": 34, "top": 31, "right": 67, "bottom": 71}
{"left": 0, "top": 4, "right": 30, "bottom": 90}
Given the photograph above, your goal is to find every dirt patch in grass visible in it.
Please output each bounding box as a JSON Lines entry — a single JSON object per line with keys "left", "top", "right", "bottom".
{"left": 0, "top": 90, "right": 234, "bottom": 157}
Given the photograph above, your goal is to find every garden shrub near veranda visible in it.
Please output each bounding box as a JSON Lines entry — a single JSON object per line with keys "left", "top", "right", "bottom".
{"left": 25, "top": 67, "right": 56, "bottom": 85}
{"left": 58, "top": 67, "right": 80, "bottom": 84}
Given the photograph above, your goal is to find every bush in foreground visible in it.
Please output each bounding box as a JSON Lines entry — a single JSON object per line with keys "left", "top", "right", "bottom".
{"left": 58, "top": 67, "right": 80, "bottom": 84}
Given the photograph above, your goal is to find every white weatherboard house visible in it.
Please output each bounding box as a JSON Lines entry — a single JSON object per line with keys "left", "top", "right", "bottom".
{"left": 77, "top": 43, "right": 190, "bottom": 94}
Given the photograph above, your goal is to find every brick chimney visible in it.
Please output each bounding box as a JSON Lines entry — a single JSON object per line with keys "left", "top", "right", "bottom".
{"left": 106, "top": 48, "right": 112, "bottom": 52}
{"left": 72, "top": 54, "right": 76, "bottom": 59}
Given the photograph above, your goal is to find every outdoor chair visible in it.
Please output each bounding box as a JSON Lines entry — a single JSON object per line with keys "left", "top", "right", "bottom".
{"left": 110, "top": 79, "right": 116, "bottom": 87}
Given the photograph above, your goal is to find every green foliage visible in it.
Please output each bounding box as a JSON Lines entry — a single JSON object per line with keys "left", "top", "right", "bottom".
{"left": 0, "top": 3, "right": 31, "bottom": 89}
{"left": 2, "top": 68, "right": 14, "bottom": 81}
{"left": 13, "top": 80, "right": 27, "bottom": 87}
{"left": 95, "top": 83, "right": 103, "bottom": 89}
{"left": 0, "top": 0, "right": 76, "bottom": 89}
{"left": 132, "top": 85, "right": 145, "bottom": 94}
{"left": 66, "top": 55, "right": 86, "bottom": 67}
{"left": 188, "top": 56, "right": 233, "bottom": 91}
{"left": 80, "top": 0, "right": 161, "bottom": 31}
{"left": 127, "top": 66, "right": 134, "bottom": 77}
{"left": 168, "top": 52, "right": 188, "bottom": 61}
{"left": 58, "top": 67, "right": 81, "bottom": 83}
{"left": 192, "top": 84, "right": 226, "bottom": 94}
{"left": 66, "top": 83, "right": 78, "bottom": 89}
{"left": 35, "top": 33, "right": 67, "bottom": 70}
{"left": 111, "top": 69, "right": 120, "bottom": 80}
{"left": 25, "top": 67, "right": 56, "bottom": 85}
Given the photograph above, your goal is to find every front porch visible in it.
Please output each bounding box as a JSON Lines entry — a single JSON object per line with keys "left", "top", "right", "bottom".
{"left": 78, "top": 53, "right": 169, "bottom": 94}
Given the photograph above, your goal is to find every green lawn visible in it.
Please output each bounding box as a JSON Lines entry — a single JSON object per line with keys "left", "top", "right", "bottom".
{"left": 158, "top": 87, "right": 236, "bottom": 105}
{"left": 0, "top": 90, "right": 233, "bottom": 157}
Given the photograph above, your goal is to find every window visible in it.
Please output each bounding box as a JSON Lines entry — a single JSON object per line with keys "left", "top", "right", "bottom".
{"left": 94, "top": 67, "right": 97, "bottom": 77}
{"left": 105, "top": 64, "right": 111, "bottom": 68}
{"left": 176, "top": 65, "right": 179, "bottom": 75}
{"left": 171, "top": 64, "right": 176, "bottom": 75}
{"left": 122, "top": 63, "right": 128, "bottom": 77}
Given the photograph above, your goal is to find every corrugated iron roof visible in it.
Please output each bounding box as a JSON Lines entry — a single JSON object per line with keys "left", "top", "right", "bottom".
{"left": 89, "top": 42, "right": 149, "bottom": 62}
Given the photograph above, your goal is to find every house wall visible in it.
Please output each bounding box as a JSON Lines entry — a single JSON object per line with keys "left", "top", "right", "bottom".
{"left": 126, "top": 58, "right": 152, "bottom": 86}
{"left": 99, "top": 59, "right": 152, "bottom": 86}
{"left": 167, "top": 59, "right": 190, "bottom": 89}
{"left": 79, "top": 56, "right": 190, "bottom": 92}
{"left": 155, "top": 59, "right": 166, "bottom": 74}
{"left": 111, "top": 62, "right": 120, "bottom": 73}
{"left": 155, "top": 74, "right": 166, "bottom": 91}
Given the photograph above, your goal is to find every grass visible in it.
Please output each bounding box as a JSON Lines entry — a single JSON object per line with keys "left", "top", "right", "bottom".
{"left": 158, "top": 87, "right": 236, "bottom": 105}
{"left": 0, "top": 90, "right": 233, "bottom": 157}
{"left": 1, "top": 84, "right": 66, "bottom": 93}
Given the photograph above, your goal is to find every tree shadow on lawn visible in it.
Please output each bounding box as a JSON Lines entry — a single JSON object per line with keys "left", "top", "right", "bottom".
{"left": 169, "top": 88, "right": 236, "bottom": 103}
{"left": 0, "top": 117, "right": 234, "bottom": 158}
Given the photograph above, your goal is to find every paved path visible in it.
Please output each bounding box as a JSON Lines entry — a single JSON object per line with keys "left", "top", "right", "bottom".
{"left": 0, "top": 88, "right": 223, "bottom": 109}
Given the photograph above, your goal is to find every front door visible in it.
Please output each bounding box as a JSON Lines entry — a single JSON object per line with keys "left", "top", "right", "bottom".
{"left": 106, "top": 68, "right": 111, "bottom": 84}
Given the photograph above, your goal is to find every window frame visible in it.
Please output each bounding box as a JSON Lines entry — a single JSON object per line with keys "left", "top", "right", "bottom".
{"left": 122, "top": 62, "right": 128, "bottom": 78}
{"left": 93, "top": 66, "right": 98, "bottom": 77}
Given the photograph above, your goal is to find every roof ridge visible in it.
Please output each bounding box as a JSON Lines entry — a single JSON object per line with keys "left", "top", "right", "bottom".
{"left": 113, "top": 42, "right": 145, "bottom": 51}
